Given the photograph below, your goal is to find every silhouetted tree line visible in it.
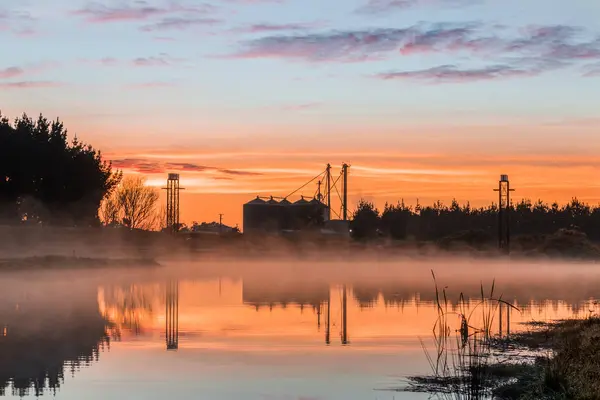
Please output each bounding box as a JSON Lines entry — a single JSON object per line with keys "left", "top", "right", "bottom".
{"left": 350, "top": 198, "right": 600, "bottom": 241}
{"left": 0, "top": 113, "right": 121, "bottom": 225}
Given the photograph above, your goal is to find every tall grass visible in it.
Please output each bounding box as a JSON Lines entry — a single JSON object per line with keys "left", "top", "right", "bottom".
{"left": 409, "top": 270, "right": 520, "bottom": 399}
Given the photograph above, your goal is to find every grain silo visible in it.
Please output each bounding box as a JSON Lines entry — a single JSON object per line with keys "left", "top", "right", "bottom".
{"left": 243, "top": 196, "right": 267, "bottom": 233}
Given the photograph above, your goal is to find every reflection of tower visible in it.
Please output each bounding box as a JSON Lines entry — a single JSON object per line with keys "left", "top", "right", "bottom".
{"left": 498, "top": 302, "right": 512, "bottom": 338}
{"left": 166, "top": 280, "right": 179, "bottom": 351}
{"left": 164, "top": 173, "right": 182, "bottom": 232}
{"left": 341, "top": 284, "right": 348, "bottom": 345}
{"left": 494, "top": 174, "right": 514, "bottom": 253}
{"left": 325, "top": 287, "right": 331, "bottom": 345}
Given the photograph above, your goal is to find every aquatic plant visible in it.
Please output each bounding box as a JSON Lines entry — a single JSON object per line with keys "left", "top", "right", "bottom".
{"left": 406, "top": 270, "right": 520, "bottom": 399}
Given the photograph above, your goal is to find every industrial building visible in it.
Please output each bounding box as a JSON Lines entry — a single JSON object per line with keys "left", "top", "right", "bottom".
{"left": 243, "top": 196, "right": 330, "bottom": 234}
{"left": 242, "top": 163, "right": 351, "bottom": 235}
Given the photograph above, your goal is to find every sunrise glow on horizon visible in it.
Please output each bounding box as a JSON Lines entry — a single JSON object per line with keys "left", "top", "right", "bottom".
{"left": 2, "top": 0, "right": 599, "bottom": 226}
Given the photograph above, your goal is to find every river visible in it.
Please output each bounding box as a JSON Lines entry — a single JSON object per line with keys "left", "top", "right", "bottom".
{"left": 1, "top": 258, "right": 599, "bottom": 399}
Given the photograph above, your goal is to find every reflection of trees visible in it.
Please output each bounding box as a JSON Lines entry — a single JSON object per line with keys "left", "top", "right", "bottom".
{"left": 351, "top": 278, "right": 600, "bottom": 309}
{"left": 99, "top": 284, "right": 163, "bottom": 338}
{"left": 0, "top": 284, "right": 109, "bottom": 397}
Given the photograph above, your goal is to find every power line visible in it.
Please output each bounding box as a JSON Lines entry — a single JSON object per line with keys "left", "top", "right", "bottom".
{"left": 285, "top": 169, "right": 326, "bottom": 199}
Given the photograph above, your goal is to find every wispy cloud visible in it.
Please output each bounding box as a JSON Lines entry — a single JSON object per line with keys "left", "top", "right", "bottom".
{"left": 583, "top": 62, "right": 600, "bottom": 77}
{"left": 0, "top": 8, "right": 37, "bottom": 35}
{"left": 140, "top": 16, "right": 220, "bottom": 31}
{"left": 111, "top": 158, "right": 263, "bottom": 176}
{"left": 229, "top": 22, "right": 600, "bottom": 80}
{"left": 281, "top": 102, "right": 321, "bottom": 111}
{"left": 0, "top": 81, "right": 62, "bottom": 89}
{"left": 72, "top": 1, "right": 215, "bottom": 23}
{"left": 132, "top": 56, "right": 170, "bottom": 67}
{"left": 0, "top": 66, "right": 24, "bottom": 79}
{"left": 376, "top": 64, "right": 535, "bottom": 83}
{"left": 233, "top": 21, "right": 326, "bottom": 34}
{"left": 81, "top": 54, "right": 184, "bottom": 67}
{"left": 231, "top": 27, "right": 416, "bottom": 62}
{"left": 356, "top": 0, "right": 480, "bottom": 14}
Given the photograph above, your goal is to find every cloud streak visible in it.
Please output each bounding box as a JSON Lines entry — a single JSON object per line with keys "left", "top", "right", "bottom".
{"left": 111, "top": 159, "right": 263, "bottom": 176}
{"left": 139, "top": 16, "right": 220, "bottom": 31}
{"left": 356, "top": 0, "right": 480, "bottom": 14}
{"left": 234, "top": 21, "right": 326, "bottom": 34}
{"left": 0, "top": 81, "right": 62, "bottom": 89}
{"left": 281, "top": 102, "right": 321, "bottom": 111}
{"left": 72, "top": 1, "right": 216, "bottom": 23}
{"left": 0, "top": 66, "right": 24, "bottom": 79}
{"left": 230, "top": 22, "right": 600, "bottom": 80}
{"left": 376, "top": 64, "right": 535, "bottom": 83}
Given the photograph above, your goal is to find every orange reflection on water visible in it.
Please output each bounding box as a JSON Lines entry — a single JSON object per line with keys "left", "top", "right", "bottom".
{"left": 99, "top": 277, "right": 600, "bottom": 351}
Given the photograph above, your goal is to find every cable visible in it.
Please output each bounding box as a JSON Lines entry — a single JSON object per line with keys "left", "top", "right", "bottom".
{"left": 285, "top": 169, "right": 326, "bottom": 199}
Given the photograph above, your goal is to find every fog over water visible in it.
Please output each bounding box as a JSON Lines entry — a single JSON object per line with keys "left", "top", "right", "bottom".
{"left": 1, "top": 258, "right": 599, "bottom": 399}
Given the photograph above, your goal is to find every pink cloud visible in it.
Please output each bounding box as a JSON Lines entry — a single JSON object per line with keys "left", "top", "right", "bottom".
{"left": 233, "top": 21, "right": 326, "bottom": 34}
{"left": 0, "top": 66, "right": 24, "bottom": 79}
{"left": 72, "top": 1, "right": 215, "bottom": 23}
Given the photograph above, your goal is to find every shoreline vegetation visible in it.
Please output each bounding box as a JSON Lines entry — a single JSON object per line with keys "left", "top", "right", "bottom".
{"left": 401, "top": 272, "right": 600, "bottom": 400}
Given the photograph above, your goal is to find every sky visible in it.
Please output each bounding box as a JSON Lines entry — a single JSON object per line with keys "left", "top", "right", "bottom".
{"left": 1, "top": 0, "right": 600, "bottom": 227}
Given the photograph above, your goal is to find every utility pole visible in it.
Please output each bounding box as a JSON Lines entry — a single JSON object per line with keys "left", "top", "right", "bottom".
{"left": 219, "top": 213, "right": 224, "bottom": 234}
{"left": 342, "top": 163, "right": 349, "bottom": 221}
{"left": 326, "top": 164, "right": 331, "bottom": 220}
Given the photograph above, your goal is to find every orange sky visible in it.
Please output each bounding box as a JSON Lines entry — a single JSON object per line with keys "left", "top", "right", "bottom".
{"left": 103, "top": 140, "right": 600, "bottom": 228}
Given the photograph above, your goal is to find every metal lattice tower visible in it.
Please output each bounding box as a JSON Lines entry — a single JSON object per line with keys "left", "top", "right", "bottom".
{"left": 163, "top": 173, "right": 181, "bottom": 232}
{"left": 166, "top": 280, "right": 179, "bottom": 350}
{"left": 494, "top": 174, "right": 515, "bottom": 253}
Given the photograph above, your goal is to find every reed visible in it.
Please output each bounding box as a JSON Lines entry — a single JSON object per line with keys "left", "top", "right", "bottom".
{"left": 407, "top": 270, "right": 520, "bottom": 399}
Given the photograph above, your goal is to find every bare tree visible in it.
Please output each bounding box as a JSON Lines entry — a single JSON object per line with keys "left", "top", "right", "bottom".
{"left": 100, "top": 195, "right": 120, "bottom": 226}
{"left": 100, "top": 176, "right": 160, "bottom": 230}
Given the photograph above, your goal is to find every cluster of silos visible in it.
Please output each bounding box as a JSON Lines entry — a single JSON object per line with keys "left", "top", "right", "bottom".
{"left": 243, "top": 196, "right": 329, "bottom": 233}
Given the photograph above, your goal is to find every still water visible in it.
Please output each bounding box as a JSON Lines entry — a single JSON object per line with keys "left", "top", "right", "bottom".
{"left": 1, "top": 259, "right": 600, "bottom": 399}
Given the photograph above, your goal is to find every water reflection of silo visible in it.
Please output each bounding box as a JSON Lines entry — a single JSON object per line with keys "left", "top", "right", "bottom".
{"left": 242, "top": 280, "right": 329, "bottom": 312}
{"left": 166, "top": 280, "right": 179, "bottom": 351}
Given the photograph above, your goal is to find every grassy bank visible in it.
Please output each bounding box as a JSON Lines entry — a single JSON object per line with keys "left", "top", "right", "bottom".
{"left": 402, "top": 271, "right": 600, "bottom": 399}
{"left": 491, "top": 317, "right": 600, "bottom": 400}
